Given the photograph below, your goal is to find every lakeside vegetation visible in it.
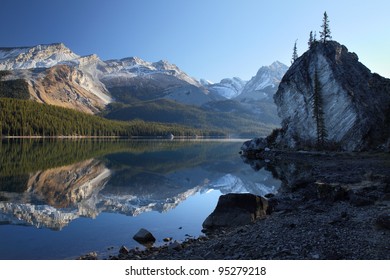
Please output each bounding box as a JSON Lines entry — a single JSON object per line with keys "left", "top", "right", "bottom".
{"left": 0, "top": 98, "right": 223, "bottom": 138}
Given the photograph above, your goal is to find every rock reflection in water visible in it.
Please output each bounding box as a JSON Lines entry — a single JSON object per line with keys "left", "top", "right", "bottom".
{"left": 0, "top": 140, "right": 281, "bottom": 243}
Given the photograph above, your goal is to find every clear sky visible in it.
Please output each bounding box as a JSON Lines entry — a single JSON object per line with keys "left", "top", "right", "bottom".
{"left": 0, "top": 0, "right": 389, "bottom": 82}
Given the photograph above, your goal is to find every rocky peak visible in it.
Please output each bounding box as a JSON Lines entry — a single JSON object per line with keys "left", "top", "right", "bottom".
{"left": 237, "top": 61, "right": 288, "bottom": 100}
{"left": 152, "top": 59, "right": 176, "bottom": 71}
{"left": 273, "top": 40, "right": 390, "bottom": 151}
{"left": 269, "top": 61, "right": 290, "bottom": 77}
{"left": 206, "top": 77, "right": 246, "bottom": 99}
{"left": 0, "top": 43, "right": 79, "bottom": 70}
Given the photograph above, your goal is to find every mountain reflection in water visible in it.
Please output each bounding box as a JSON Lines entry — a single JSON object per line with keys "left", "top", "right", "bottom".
{"left": 0, "top": 139, "right": 280, "bottom": 259}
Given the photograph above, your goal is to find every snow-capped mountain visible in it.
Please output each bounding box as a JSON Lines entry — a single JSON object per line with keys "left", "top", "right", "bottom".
{"left": 206, "top": 77, "right": 247, "bottom": 99}
{"left": 100, "top": 57, "right": 201, "bottom": 88}
{"left": 99, "top": 57, "right": 215, "bottom": 106}
{"left": 236, "top": 61, "right": 288, "bottom": 101}
{"left": 0, "top": 44, "right": 112, "bottom": 113}
{"left": 0, "top": 43, "right": 218, "bottom": 109}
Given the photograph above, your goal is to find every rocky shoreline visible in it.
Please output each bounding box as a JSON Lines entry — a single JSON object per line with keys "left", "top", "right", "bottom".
{"left": 79, "top": 149, "right": 390, "bottom": 260}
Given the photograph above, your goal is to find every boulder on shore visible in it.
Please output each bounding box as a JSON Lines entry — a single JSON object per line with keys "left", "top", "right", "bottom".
{"left": 133, "top": 228, "right": 156, "bottom": 245}
{"left": 203, "top": 193, "right": 269, "bottom": 229}
{"left": 240, "top": 137, "right": 268, "bottom": 157}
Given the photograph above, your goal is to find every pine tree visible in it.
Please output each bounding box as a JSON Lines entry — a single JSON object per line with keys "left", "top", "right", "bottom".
{"left": 319, "top": 11, "right": 332, "bottom": 43}
{"left": 308, "top": 31, "right": 313, "bottom": 49}
{"left": 312, "top": 69, "right": 327, "bottom": 148}
{"left": 291, "top": 40, "right": 298, "bottom": 64}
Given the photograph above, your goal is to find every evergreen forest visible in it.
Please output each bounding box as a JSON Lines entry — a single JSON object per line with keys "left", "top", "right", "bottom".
{"left": 0, "top": 98, "right": 219, "bottom": 138}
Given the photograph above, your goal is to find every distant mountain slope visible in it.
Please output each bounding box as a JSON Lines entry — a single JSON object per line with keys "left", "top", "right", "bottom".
{"left": 103, "top": 99, "right": 275, "bottom": 137}
{"left": 233, "top": 61, "right": 289, "bottom": 125}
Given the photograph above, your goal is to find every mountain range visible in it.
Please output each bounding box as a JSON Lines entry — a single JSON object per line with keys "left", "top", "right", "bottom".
{"left": 0, "top": 43, "right": 288, "bottom": 136}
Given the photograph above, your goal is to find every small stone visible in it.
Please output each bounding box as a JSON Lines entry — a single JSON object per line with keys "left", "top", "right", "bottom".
{"left": 312, "top": 254, "right": 320, "bottom": 259}
{"left": 77, "top": 251, "right": 98, "bottom": 260}
{"left": 168, "top": 241, "right": 182, "bottom": 251}
{"left": 163, "top": 237, "right": 172, "bottom": 242}
{"left": 349, "top": 194, "right": 374, "bottom": 206}
{"left": 376, "top": 213, "right": 390, "bottom": 229}
{"left": 119, "top": 245, "right": 129, "bottom": 255}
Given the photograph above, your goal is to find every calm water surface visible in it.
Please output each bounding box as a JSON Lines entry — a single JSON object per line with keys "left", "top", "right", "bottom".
{"left": 0, "top": 139, "right": 281, "bottom": 259}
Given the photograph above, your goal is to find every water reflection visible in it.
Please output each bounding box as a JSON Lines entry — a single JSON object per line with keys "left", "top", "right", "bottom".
{"left": 0, "top": 139, "right": 281, "bottom": 259}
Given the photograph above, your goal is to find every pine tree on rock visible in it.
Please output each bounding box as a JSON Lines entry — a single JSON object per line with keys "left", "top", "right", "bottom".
{"left": 320, "top": 11, "right": 332, "bottom": 43}
{"left": 312, "top": 69, "right": 327, "bottom": 148}
{"left": 308, "top": 31, "right": 314, "bottom": 48}
{"left": 291, "top": 40, "right": 298, "bottom": 64}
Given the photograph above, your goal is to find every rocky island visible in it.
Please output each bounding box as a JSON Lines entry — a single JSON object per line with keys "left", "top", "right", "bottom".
{"left": 84, "top": 39, "right": 389, "bottom": 260}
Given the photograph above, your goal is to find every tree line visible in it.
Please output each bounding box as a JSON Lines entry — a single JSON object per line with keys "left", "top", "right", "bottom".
{"left": 291, "top": 11, "right": 332, "bottom": 64}
{"left": 0, "top": 98, "right": 219, "bottom": 137}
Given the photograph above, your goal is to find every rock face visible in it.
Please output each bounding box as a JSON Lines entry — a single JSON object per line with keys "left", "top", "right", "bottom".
{"left": 273, "top": 41, "right": 390, "bottom": 151}
{"left": 202, "top": 193, "right": 269, "bottom": 229}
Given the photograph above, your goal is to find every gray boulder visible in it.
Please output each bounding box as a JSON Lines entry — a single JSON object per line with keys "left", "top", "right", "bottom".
{"left": 203, "top": 193, "right": 269, "bottom": 229}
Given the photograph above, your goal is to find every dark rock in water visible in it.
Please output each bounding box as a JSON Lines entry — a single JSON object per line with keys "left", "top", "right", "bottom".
{"left": 203, "top": 193, "right": 269, "bottom": 229}
{"left": 133, "top": 228, "right": 156, "bottom": 245}
{"left": 376, "top": 213, "right": 390, "bottom": 229}
{"left": 273, "top": 40, "right": 390, "bottom": 151}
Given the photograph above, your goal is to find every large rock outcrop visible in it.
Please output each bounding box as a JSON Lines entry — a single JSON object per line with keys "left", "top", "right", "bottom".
{"left": 202, "top": 193, "right": 269, "bottom": 229}
{"left": 273, "top": 41, "right": 390, "bottom": 151}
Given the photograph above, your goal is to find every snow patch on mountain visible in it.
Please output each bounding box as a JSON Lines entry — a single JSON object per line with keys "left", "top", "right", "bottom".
{"left": 101, "top": 57, "right": 201, "bottom": 87}
{"left": 237, "top": 61, "right": 288, "bottom": 101}
{"left": 206, "top": 77, "right": 246, "bottom": 99}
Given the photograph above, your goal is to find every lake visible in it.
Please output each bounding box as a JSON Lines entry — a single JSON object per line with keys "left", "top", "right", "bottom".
{"left": 0, "top": 139, "right": 281, "bottom": 260}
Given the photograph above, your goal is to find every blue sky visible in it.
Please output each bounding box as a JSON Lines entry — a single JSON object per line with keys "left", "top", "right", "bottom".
{"left": 0, "top": 0, "right": 389, "bottom": 81}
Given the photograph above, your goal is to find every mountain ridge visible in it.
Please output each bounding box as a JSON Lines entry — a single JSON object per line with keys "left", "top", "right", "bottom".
{"left": 0, "top": 42, "right": 287, "bottom": 135}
